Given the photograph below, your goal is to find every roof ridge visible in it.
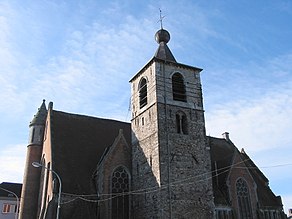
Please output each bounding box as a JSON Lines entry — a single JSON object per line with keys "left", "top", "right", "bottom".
{"left": 53, "top": 110, "right": 130, "bottom": 124}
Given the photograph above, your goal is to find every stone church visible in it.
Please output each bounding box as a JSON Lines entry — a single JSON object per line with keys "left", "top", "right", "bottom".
{"left": 19, "top": 27, "right": 286, "bottom": 219}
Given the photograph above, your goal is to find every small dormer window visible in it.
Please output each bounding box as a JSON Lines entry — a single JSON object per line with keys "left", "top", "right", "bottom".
{"left": 139, "top": 78, "right": 147, "bottom": 108}
{"left": 172, "top": 73, "right": 186, "bottom": 102}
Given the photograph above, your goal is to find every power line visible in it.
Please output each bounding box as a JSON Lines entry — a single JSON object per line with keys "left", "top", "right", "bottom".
{"left": 60, "top": 158, "right": 245, "bottom": 204}
{"left": 59, "top": 160, "right": 292, "bottom": 204}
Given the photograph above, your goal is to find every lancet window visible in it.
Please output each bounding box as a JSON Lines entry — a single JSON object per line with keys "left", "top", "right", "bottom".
{"left": 111, "top": 166, "right": 130, "bottom": 219}
{"left": 236, "top": 178, "right": 253, "bottom": 219}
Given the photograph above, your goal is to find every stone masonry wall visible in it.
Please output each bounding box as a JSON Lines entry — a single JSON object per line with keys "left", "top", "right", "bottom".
{"left": 131, "top": 60, "right": 215, "bottom": 218}
{"left": 131, "top": 62, "right": 162, "bottom": 218}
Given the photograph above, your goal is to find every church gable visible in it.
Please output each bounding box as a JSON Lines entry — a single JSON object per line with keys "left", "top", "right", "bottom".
{"left": 94, "top": 129, "right": 131, "bottom": 219}
{"left": 227, "top": 148, "right": 258, "bottom": 219}
{"left": 95, "top": 129, "right": 131, "bottom": 194}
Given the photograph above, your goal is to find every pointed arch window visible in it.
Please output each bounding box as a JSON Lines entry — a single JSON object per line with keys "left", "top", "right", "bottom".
{"left": 139, "top": 78, "right": 147, "bottom": 108}
{"left": 172, "top": 73, "right": 186, "bottom": 102}
{"left": 176, "top": 111, "right": 188, "bottom": 134}
{"left": 111, "top": 166, "right": 130, "bottom": 219}
{"left": 236, "top": 178, "right": 253, "bottom": 219}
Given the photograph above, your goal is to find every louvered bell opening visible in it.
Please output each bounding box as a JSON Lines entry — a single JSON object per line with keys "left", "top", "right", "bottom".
{"left": 139, "top": 79, "right": 147, "bottom": 108}
{"left": 172, "top": 73, "right": 186, "bottom": 102}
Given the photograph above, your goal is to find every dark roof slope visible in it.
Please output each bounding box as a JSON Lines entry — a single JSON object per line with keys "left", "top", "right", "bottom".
{"left": 240, "top": 150, "right": 283, "bottom": 208}
{"left": 154, "top": 42, "right": 176, "bottom": 62}
{"left": 50, "top": 110, "right": 131, "bottom": 194}
{"left": 0, "top": 182, "right": 22, "bottom": 197}
{"left": 208, "top": 136, "right": 235, "bottom": 205}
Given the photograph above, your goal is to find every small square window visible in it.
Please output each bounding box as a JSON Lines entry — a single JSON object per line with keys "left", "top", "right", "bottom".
{"left": 2, "top": 203, "right": 16, "bottom": 213}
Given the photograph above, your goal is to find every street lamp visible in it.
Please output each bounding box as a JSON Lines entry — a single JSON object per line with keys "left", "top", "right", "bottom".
{"left": 32, "top": 162, "right": 62, "bottom": 219}
{"left": 0, "top": 187, "right": 19, "bottom": 219}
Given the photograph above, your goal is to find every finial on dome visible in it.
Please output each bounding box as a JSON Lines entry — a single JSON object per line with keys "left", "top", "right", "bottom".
{"left": 153, "top": 10, "right": 176, "bottom": 62}
{"left": 155, "top": 9, "right": 170, "bottom": 44}
{"left": 158, "top": 8, "right": 165, "bottom": 30}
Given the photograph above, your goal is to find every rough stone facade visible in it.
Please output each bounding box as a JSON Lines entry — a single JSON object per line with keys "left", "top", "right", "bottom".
{"left": 131, "top": 59, "right": 214, "bottom": 218}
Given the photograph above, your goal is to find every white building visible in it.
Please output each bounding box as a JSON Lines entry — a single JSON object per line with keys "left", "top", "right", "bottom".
{"left": 0, "top": 182, "right": 21, "bottom": 219}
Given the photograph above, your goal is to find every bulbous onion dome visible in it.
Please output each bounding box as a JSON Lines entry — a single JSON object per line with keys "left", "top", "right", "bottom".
{"left": 154, "top": 28, "right": 176, "bottom": 62}
{"left": 155, "top": 29, "right": 171, "bottom": 44}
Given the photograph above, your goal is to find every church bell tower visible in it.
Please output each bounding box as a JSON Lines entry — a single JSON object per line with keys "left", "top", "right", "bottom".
{"left": 130, "top": 28, "right": 214, "bottom": 218}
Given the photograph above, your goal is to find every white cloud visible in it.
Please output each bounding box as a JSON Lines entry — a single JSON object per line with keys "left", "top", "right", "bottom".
{"left": 0, "top": 1, "right": 155, "bottom": 118}
{"left": 20, "top": 13, "right": 156, "bottom": 117}
{"left": 206, "top": 84, "right": 292, "bottom": 151}
{"left": 204, "top": 53, "right": 292, "bottom": 213}
{"left": 0, "top": 3, "right": 19, "bottom": 113}
{"left": 282, "top": 194, "right": 292, "bottom": 215}
{"left": 205, "top": 53, "right": 292, "bottom": 152}
{"left": 0, "top": 144, "right": 26, "bottom": 183}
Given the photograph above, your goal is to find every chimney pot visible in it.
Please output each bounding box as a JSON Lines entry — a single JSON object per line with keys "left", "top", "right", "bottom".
{"left": 222, "top": 132, "right": 230, "bottom": 141}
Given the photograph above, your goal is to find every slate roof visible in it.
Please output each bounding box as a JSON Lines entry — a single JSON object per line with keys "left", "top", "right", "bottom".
{"left": 154, "top": 42, "right": 176, "bottom": 62}
{"left": 208, "top": 136, "right": 283, "bottom": 208}
{"left": 50, "top": 110, "right": 131, "bottom": 195}
{"left": 30, "top": 99, "right": 47, "bottom": 126}
{"left": 0, "top": 182, "right": 22, "bottom": 198}
{"left": 208, "top": 136, "right": 235, "bottom": 205}
{"left": 240, "top": 150, "right": 283, "bottom": 208}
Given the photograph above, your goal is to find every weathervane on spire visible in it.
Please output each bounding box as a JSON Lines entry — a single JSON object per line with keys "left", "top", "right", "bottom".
{"left": 158, "top": 8, "right": 165, "bottom": 29}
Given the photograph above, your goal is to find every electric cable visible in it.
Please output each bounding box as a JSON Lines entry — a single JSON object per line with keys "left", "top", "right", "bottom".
{"left": 59, "top": 160, "right": 292, "bottom": 204}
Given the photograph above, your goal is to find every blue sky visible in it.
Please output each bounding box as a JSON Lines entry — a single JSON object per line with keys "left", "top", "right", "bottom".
{"left": 0, "top": 0, "right": 292, "bottom": 213}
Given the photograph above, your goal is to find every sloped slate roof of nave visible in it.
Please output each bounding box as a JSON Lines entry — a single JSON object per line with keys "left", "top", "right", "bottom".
{"left": 50, "top": 110, "right": 131, "bottom": 195}
{"left": 208, "top": 136, "right": 235, "bottom": 205}
{"left": 208, "top": 136, "right": 283, "bottom": 208}
{"left": 240, "top": 150, "right": 283, "bottom": 207}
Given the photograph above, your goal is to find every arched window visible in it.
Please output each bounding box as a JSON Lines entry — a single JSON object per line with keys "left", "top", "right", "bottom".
{"left": 139, "top": 78, "right": 147, "bottom": 108}
{"left": 111, "top": 166, "right": 130, "bottom": 219}
{"left": 172, "top": 73, "right": 186, "bottom": 102}
{"left": 30, "top": 127, "right": 35, "bottom": 143}
{"left": 236, "top": 178, "right": 253, "bottom": 219}
{"left": 176, "top": 111, "right": 188, "bottom": 134}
